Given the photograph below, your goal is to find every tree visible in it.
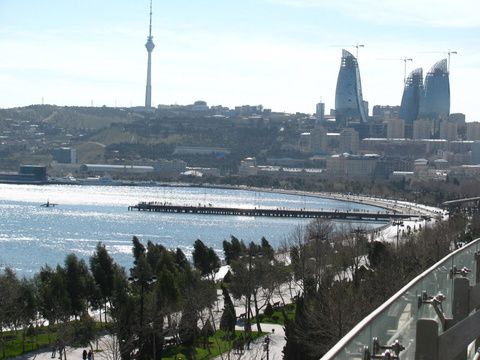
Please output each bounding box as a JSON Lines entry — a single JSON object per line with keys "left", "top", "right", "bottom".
{"left": 35, "top": 265, "right": 71, "bottom": 328}
{"left": 178, "top": 304, "right": 199, "bottom": 345}
{"left": 0, "top": 268, "right": 21, "bottom": 358}
{"left": 17, "top": 278, "right": 37, "bottom": 353}
{"left": 264, "top": 302, "right": 273, "bottom": 318}
{"left": 175, "top": 248, "right": 189, "bottom": 270}
{"left": 90, "top": 242, "right": 115, "bottom": 324}
{"left": 223, "top": 236, "right": 246, "bottom": 265}
{"left": 57, "top": 315, "right": 98, "bottom": 360}
{"left": 260, "top": 237, "right": 274, "bottom": 260}
{"left": 192, "top": 239, "right": 220, "bottom": 281}
{"left": 200, "top": 320, "right": 214, "bottom": 349}
{"left": 109, "top": 266, "right": 135, "bottom": 360}
{"left": 219, "top": 286, "right": 236, "bottom": 337}
{"left": 229, "top": 240, "right": 277, "bottom": 334}
{"left": 64, "top": 254, "right": 92, "bottom": 318}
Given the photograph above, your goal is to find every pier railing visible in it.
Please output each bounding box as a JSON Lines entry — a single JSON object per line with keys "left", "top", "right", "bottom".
{"left": 321, "top": 237, "right": 480, "bottom": 360}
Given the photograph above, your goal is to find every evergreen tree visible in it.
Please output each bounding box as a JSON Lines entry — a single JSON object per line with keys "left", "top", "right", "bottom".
{"left": 283, "top": 296, "right": 313, "bottom": 360}
{"left": 36, "top": 265, "right": 71, "bottom": 324}
{"left": 260, "top": 237, "right": 274, "bottom": 260}
{"left": 192, "top": 239, "right": 220, "bottom": 281}
{"left": 264, "top": 302, "right": 274, "bottom": 318}
{"left": 109, "top": 266, "right": 135, "bottom": 360}
{"left": 175, "top": 248, "right": 190, "bottom": 270}
{"left": 223, "top": 236, "right": 246, "bottom": 264}
{"left": 64, "top": 254, "right": 91, "bottom": 318}
{"left": 219, "top": 286, "right": 236, "bottom": 337}
{"left": 132, "top": 236, "right": 146, "bottom": 266}
{"left": 178, "top": 304, "right": 199, "bottom": 345}
{"left": 90, "top": 242, "right": 115, "bottom": 323}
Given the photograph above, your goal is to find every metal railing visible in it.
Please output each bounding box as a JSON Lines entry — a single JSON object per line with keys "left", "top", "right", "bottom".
{"left": 321, "top": 238, "right": 480, "bottom": 360}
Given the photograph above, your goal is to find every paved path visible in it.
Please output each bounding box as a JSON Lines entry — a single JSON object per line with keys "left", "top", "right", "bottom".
{"left": 212, "top": 323, "right": 284, "bottom": 360}
{"left": 13, "top": 346, "right": 90, "bottom": 360}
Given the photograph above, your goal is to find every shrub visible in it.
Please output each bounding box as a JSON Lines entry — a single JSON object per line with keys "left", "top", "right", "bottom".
{"left": 264, "top": 302, "right": 274, "bottom": 317}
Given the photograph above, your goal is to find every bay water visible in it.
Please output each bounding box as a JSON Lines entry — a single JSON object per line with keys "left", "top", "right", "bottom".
{"left": 0, "top": 184, "right": 385, "bottom": 276}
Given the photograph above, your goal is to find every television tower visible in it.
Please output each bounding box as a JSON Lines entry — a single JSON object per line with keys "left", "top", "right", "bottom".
{"left": 144, "top": 0, "right": 154, "bottom": 109}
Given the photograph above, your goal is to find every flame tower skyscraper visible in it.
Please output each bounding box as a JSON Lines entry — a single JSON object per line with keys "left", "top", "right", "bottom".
{"left": 144, "top": 0, "right": 154, "bottom": 109}
{"left": 335, "top": 49, "right": 368, "bottom": 127}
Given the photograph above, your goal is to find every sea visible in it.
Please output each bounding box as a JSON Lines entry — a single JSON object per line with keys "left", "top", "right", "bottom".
{"left": 0, "top": 184, "right": 387, "bottom": 276}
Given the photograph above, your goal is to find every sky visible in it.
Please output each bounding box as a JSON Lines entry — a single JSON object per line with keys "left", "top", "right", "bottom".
{"left": 0, "top": 0, "right": 479, "bottom": 120}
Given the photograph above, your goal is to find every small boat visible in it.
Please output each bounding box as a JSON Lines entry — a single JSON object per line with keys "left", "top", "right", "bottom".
{"left": 41, "top": 200, "right": 58, "bottom": 208}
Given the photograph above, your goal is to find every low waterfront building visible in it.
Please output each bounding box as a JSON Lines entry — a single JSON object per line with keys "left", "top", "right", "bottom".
{"left": 326, "top": 153, "right": 379, "bottom": 178}
{"left": 238, "top": 157, "right": 257, "bottom": 176}
{"left": 79, "top": 164, "right": 154, "bottom": 175}
{"left": 52, "top": 147, "right": 77, "bottom": 164}
{"left": 339, "top": 128, "right": 359, "bottom": 154}
{"left": 183, "top": 166, "right": 221, "bottom": 177}
{"left": 0, "top": 165, "right": 48, "bottom": 184}
{"left": 173, "top": 146, "right": 231, "bottom": 156}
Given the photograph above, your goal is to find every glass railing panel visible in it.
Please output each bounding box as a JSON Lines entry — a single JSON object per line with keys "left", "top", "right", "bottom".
{"left": 451, "top": 243, "right": 477, "bottom": 285}
{"left": 337, "top": 327, "right": 370, "bottom": 359}
{"left": 420, "top": 256, "right": 454, "bottom": 317}
{"left": 322, "top": 238, "right": 480, "bottom": 360}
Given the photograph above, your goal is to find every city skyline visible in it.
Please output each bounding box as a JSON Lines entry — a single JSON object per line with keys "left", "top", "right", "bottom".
{"left": 0, "top": 0, "right": 479, "bottom": 120}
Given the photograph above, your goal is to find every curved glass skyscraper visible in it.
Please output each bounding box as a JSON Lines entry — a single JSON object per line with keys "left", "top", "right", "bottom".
{"left": 399, "top": 68, "right": 423, "bottom": 124}
{"left": 335, "top": 49, "right": 368, "bottom": 126}
{"left": 419, "top": 59, "right": 450, "bottom": 120}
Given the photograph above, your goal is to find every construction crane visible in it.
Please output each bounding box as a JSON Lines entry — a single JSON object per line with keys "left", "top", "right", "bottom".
{"left": 352, "top": 43, "right": 365, "bottom": 59}
{"left": 380, "top": 57, "right": 413, "bottom": 84}
{"left": 418, "top": 49, "right": 458, "bottom": 73}
{"left": 331, "top": 42, "right": 365, "bottom": 59}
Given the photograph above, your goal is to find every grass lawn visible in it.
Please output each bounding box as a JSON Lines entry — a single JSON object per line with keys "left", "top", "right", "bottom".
{"left": 0, "top": 326, "right": 58, "bottom": 359}
{"left": 162, "top": 330, "right": 266, "bottom": 360}
{"left": 252, "top": 303, "right": 296, "bottom": 326}
{"left": 0, "top": 322, "right": 106, "bottom": 359}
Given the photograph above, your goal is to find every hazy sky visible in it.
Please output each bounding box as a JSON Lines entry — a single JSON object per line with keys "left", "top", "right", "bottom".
{"left": 1, "top": 0, "right": 479, "bottom": 120}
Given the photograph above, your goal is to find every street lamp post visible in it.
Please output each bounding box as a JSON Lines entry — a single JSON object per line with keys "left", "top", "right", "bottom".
{"left": 392, "top": 220, "right": 404, "bottom": 248}
{"left": 263, "top": 335, "right": 270, "bottom": 360}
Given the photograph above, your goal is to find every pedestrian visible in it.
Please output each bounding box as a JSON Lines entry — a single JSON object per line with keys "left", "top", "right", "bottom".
{"left": 51, "top": 345, "right": 56, "bottom": 358}
{"left": 83, "top": 350, "right": 87, "bottom": 360}
{"left": 88, "top": 349, "right": 94, "bottom": 360}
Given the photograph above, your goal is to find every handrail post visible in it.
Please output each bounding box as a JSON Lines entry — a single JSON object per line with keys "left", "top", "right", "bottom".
{"left": 452, "top": 277, "right": 470, "bottom": 360}
{"left": 475, "top": 251, "right": 480, "bottom": 350}
{"left": 415, "top": 319, "right": 438, "bottom": 360}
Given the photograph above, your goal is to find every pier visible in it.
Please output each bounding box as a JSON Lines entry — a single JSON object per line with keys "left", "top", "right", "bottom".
{"left": 128, "top": 202, "right": 425, "bottom": 221}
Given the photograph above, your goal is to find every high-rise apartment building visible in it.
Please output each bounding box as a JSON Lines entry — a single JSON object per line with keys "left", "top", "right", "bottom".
{"left": 413, "top": 119, "right": 434, "bottom": 139}
{"left": 315, "top": 102, "right": 325, "bottom": 124}
{"left": 439, "top": 120, "right": 458, "bottom": 141}
{"left": 387, "top": 118, "right": 405, "bottom": 139}
{"left": 467, "top": 122, "right": 480, "bottom": 141}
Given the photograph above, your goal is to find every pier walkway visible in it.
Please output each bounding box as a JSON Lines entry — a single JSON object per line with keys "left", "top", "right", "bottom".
{"left": 128, "top": 202, "right": 426, "bottom": 221}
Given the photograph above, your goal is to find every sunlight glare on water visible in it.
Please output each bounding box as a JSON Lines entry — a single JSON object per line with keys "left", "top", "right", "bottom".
{"left": 0, "top": 184, "right": 386, "bottom": 276}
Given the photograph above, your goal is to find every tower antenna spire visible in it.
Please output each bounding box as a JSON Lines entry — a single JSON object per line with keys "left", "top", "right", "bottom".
{"left": 149, "top": 0, "right": 153, "bottom": 38}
